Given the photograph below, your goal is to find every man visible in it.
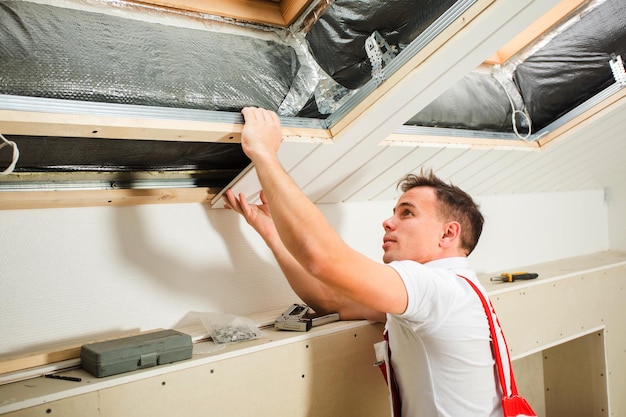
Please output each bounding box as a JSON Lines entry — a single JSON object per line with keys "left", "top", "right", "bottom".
{"left": 224, "top": 107, "right": 501, "bottom": 417}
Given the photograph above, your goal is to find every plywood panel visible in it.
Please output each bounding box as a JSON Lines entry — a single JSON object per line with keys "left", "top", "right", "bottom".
{"left": 513, "top": 352, "right": 546, "bottom": 417}
{"left": 2, "top": 324, "right": 390, "bottom": 417}
{"left": 543, "top": 332, "right": 608, "bottom": 417}
{"left": 483, "top": 255, "right": 626, "bottom": 416}
{"left": 3, "top": 392, "right": 100, "bottom": 417}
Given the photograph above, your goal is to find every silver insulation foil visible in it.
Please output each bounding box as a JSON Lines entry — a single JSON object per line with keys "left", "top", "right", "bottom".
{"left": 0, "top": 0, "right": 300, "bottom": 112}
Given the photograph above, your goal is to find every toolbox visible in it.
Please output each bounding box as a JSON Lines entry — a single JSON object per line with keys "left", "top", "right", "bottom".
{"left": 80, "top": 329, "right": 192, "bottom": 378}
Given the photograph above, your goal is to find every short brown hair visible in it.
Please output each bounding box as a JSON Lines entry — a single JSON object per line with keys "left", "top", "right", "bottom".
{"left": 398, "top": 170, "right": 484, "bottom": 255}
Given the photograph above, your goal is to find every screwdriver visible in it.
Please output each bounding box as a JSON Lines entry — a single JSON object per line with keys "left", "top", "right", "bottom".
{"left": 490, "top": 272, "right": 538, "bottom": 282}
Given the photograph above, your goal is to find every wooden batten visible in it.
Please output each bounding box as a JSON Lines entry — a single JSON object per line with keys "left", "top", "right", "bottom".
{"left": 0, "top": 188, "right": 216, "bottom": 210}
{"left": 0, "top": 109, "right": 243, "bottom": 143}
{"left": 133, "top": 0, "right": 313, "bottom": 27}
{"left": 483, "top": 0, "right": 587, "bottom": 65}
{"left": 0, "top": 347, "right": 81, "bottom": 376}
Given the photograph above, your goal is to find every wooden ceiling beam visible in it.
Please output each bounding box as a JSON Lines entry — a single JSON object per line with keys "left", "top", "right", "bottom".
{"left": 0, "top": 187, "right": 217, "bottom": 210}
{"left": 133, "top": 0, "right": 313, "bottom": 27}
{"left": 483, "top": 0, "right": 587, "bottom": 65}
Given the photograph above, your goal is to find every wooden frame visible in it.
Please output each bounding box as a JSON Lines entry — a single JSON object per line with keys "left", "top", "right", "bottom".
{"left": 483, "top": 0, "right": 587, "bottom": 65}
{"left": 0, "top": 188, "right": 217, "bottom": 210}
{"left": 135, "top": 0, "right": 314, "bottom": 27}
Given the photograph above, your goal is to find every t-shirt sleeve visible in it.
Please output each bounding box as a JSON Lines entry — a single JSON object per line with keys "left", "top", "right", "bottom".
{"left": 388, "top": 260, "right": 460, "bottom": 330}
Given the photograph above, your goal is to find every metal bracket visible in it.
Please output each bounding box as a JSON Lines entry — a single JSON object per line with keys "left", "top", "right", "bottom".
{"left": 365, "top": 31, "right": 397, "bottom": 85}
{"left": 609, "top": 54, "right": 626, "bottom": 87}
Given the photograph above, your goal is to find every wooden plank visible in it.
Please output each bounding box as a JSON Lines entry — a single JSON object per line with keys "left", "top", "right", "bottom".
{"left": 134, "top": 0, "right": 286, "bottom": 26}
{"left": 483, "top": 0, "right": 588, "bottom": 65}
{"left": 0, "top": 188, "right": 217, "bottom": 210}
{"left": 279, "top": 0, "right": 313, "bottom": 26}
{"left": 0, "top": 329, "right": 166, "bottom": 375}
{"left": 0, "top": 109, "right": 332, "bottom": 143}
{"left": 135, "top": 0, "right": 313, "bottom": 27}
{"left": 0, "top": 348, "right": 81, "bottom": 375}
{"left": 0, "top": 106, "right": 331, "bottom": 144}
{"left": 0, "top": 110, "right": 242, "bottom": 143}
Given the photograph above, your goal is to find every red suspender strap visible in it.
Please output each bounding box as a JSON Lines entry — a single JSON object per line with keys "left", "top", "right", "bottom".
{"left": 457, "top": 274, "right": 518, "bottom": 397}
{"left": 383, "top": 330, "right": 402, "bottom": 416}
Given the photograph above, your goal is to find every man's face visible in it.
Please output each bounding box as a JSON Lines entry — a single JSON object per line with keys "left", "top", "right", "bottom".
{"left": 381, "top": 186, "right": 445, "bottom": 264}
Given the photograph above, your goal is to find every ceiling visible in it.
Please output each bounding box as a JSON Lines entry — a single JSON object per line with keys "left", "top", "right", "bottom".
{"left": 218, "top": 0, "right": 626, "bottom": 206}
{"left": 0, "top": 0, "right": 625, "bottom": 210}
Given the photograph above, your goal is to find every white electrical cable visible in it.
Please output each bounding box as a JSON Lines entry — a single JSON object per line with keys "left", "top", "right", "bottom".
{"left": 493, "top": 75, "right": 533, "bottom": 142}
{"left": 0, "top": 133, "right": 20, "bottom": 175}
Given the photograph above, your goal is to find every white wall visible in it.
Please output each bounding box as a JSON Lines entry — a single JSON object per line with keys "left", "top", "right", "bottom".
{"left": 608, "top": 184, "right": 626, "bottom": 250}
{"left": 0, "top": 204, "right": 299, "bottom": 357}
{"left": 472, "top": 189, "right": 610, "bottom": 272}
{"left": 0, "top": 188, "right": 609, "bottom": 358}
{"left": 320, "top": 188, "right": 610, "bottom": 273}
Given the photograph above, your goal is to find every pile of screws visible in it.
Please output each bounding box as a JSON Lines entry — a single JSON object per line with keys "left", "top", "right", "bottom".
{"left": 211, "top": 323, "right": 261, "bottom": 344}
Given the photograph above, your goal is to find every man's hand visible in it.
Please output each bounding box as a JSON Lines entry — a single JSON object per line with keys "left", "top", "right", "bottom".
{"left": 240, "top": 107, "right": 282, "bottom": 162}
{"left": 223, "top": 190, "right": 279, "bottom": 245}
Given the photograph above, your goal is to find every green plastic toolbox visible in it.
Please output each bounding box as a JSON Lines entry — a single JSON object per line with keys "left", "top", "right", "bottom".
{"left": 80, "top": 329, "right": 192, "bottom": 378}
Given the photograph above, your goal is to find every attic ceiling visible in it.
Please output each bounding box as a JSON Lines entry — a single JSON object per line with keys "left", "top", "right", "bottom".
{"left": 0, "top": 0, "right": 625, "bottom": 209}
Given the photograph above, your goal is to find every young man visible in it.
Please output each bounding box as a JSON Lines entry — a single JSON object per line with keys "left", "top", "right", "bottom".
{"left": 224, "top": 107, "right": 502, "bottom": 417}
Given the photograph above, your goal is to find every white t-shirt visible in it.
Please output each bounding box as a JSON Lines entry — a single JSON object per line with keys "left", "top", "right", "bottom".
{"left": 385, "top": 257, "right": 503, "bottom": 417}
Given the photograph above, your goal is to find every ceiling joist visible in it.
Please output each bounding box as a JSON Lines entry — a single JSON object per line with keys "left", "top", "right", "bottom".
{"left": 134, "top": 0, "right": 313, "bottom": 27}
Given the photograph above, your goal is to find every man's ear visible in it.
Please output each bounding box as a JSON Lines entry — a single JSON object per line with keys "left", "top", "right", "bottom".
{"left": 440, "top": 221, "right": 461, "bottom": 249}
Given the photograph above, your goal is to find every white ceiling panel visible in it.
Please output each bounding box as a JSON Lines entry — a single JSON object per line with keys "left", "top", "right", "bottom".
{"left": 374, "top": 147, "right": 469, "bottom": 201}
{"left": 279, "top": 141, "right": 323, "bottom": 172}
{"left": 344, "top": 146, "right": 442, "bottom": 202}
{"left": 445, "top": 148, "right": 517, "bottom": 190}
{"left": 455, "top": 150, "right": 535, "bottom": 195}
{"left": 316, "top": 145, "right": 417, "bottom": 204}
{"left": 431, "top": 148, "right": 492, "bottom": 181}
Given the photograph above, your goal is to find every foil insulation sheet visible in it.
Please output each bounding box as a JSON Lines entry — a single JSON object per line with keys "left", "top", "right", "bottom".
{"left": 3, "top": 135, "right": 250, "bottom": 174}
{"left": 513, "top": 0, "right": 626, "bottom": 131}
{"left": 0, "top": 0, "right": 299, "bottom": 112}
{"left": 405, "top": 71, "right": 525, "bottom": 133}
{"left": 305, "top": 0, "right": 457, "bottom": 90}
